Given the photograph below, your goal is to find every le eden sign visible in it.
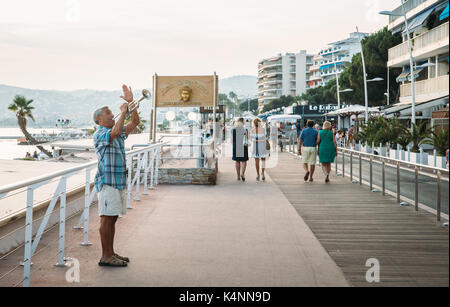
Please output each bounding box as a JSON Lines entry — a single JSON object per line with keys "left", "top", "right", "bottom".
{"left": 299, "top": 104, "right": 348, "bottom": 114}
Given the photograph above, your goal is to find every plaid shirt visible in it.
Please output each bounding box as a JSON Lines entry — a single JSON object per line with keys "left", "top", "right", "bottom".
{"left": 94, "top": 126, "right": 128, "bottom": 192}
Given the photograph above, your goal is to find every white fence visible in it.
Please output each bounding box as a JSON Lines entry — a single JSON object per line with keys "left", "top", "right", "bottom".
{"left": 0, "top": 142, "right": 166, "bottom": 287}
{"left": 348, "top": 141, "right": 448, "bottom": 169}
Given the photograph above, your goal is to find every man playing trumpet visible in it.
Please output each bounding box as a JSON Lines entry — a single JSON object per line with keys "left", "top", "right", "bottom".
{"left": 92, "top": 84, "right": 140, "bottom": 267}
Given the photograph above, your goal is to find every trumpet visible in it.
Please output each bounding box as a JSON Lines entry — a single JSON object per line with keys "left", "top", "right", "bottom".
{"left": 114, "top": 89, "right": 151, "bottom": 120}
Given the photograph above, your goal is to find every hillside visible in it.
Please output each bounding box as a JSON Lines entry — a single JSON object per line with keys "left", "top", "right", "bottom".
{"left": 0, "top": 75, "right": 257, "bottom": 127}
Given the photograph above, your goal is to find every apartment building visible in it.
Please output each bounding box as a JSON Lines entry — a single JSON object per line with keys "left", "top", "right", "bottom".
{"left": 384, "top": 0, "right": 449, "bottom": 123}
{"left": 308, "top": 32, "right": 368, "bottom": 89}
{"left": 257, "top": 51, "right": 313, "bottom": 110}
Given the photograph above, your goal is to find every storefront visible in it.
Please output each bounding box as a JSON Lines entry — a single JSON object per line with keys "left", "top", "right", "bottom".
{"left": 292, "top": 104, "right": 347, "bottom": 127}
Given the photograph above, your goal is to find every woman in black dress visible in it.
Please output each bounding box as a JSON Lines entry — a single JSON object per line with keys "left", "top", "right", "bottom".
{"left": 232, "top": 117, "right": 249, "bottom": 181}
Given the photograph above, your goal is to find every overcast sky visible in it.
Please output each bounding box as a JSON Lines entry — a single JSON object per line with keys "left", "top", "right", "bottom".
{"left": 0, "top": 0, "right": 399, "bottom": 91}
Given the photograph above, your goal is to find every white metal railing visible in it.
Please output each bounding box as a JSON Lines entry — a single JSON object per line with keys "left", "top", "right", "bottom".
{"left": 389, "top": 22, "right": 449, "bottom": 63}
{"left": 335, "top": 144, "right": 449, "bottom": 223}
{"left": 400, "top": 74, "right": 449, "bottom": 97}
{"left": 0, "top": 142, "right": 166, "bottom": 287}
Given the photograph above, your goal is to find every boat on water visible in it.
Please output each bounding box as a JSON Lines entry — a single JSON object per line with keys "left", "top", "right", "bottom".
{"left": 17, "top": 128, "right": 90, "bottom": 145}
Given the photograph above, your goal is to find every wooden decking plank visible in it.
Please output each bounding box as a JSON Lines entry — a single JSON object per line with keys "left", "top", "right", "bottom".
{"left": 266, "top": 152, "right": 449, "bottom": 287}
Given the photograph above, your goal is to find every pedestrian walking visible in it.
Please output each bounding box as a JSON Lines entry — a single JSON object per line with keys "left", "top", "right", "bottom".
{"left": 298, "top": 120, "right": 319, "bottom": 182}
{"left": 232, "top": 117, "right": 249, "bottom": 181}
{"left": 251, "top": 118, "right": 269, "bottom": 181}
{"left": 317, "top": 121, "right": 337, "bottom": 183}
{"left": 270, "top": 122, "right": 278, "bottom": 152}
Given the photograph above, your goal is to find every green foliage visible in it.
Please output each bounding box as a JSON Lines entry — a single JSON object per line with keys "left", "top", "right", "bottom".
{"left": 396, "top": 134, "right": 411, "bottom": 150}
{"left": 238, "top": 98, "right": 259, "bottom": 113}
{"left": 8, "top": 95, "right": 35, "bottom": 123}
{"left": 406, "top": 121, "right": 432, "bottom": 152}
{"left": 220, "top": 93, "right": 239, "bottom": 115}
{"left": 124, "top": 111, "right": 147, "bottom": 134}
{"left": 358, "top": 116, "right": 408, "bottom": 147}
{"left": 299, "top": 82, "right": 337, "bottom": 105}
{"left": 422, "top": 128, "right": 449, "bottom": 156}
{"left": 262, "top": 95, "right": 296, "bottom": 113}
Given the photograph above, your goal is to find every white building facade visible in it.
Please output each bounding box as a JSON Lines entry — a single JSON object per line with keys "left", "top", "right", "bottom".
{"left": 310, "top": 32, "right": 368, "bottom": 88}
{"left": 384, "top": 0, "right": 449, "bottom": 122}
{"left": 258, "top": 51, "right": 313, "bottom": 111}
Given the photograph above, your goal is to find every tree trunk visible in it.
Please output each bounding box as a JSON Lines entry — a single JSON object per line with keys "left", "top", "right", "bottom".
{"left": 17, "top": 116, "right": 53, "bottom": 158}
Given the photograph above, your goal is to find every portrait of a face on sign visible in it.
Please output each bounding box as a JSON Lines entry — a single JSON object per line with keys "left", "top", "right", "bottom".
{"left": 154, "top": 76, "right": 218, "bottom": 108}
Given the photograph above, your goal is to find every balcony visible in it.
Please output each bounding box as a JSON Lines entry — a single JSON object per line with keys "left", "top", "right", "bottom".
{"left": 400, "top": 75, "right": 449, "bottom": 103}
{"left": 388, "top": 0, "right": 429, "bottom": 26}
{"left": 388, "top": 22, "right": 449, "bottom": 67}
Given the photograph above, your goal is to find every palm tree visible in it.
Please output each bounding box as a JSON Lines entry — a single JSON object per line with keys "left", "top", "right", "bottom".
{"left": 8, "top": 95, "right": 53, "bottom": 157}
{"left": 404, "top": 121, "right": 432, "bottom": 153}
{"left": 423, "top": 128, "right": 449, "bottom": 156}
{"left": 396, "top": 135, "right": 411, "bottom": 150}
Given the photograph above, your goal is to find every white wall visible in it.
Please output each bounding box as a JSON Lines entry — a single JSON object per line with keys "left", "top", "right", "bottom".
{"left": 296, "top": 52, "right": 307, "bottom": 96}
{"left": 282, "top": 55, "right": 291, "bottom": 96}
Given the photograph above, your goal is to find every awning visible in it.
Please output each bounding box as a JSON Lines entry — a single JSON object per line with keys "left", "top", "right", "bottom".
{"left": 402, "top": 7, "right": 434, "bottom": 34}
{"left": 438, "top": 54, "right": 449, "bottom": 62}
{"left": 319, "top": 62, "right": 342, "bottom": 70}
{"left": 408, "top": 62, "right": 427, "bottom": 80}
{"left": 432, "top": 107, "right": 449, "bottom": 118}
{"left": 408, "top": 66, "right": 425, "bottom": 81}
{"left": 440, "top": 4, "right": 449, "bottom": 20}
{"left": 396, "top": 67, "right": 410, "bottom": 83}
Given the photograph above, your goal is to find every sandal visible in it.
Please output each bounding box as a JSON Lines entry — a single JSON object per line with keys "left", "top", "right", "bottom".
{"left": 113, "top": 253, "right": 130, "bottom": 263}
{"left": 98, "top": 256, "right": 127, "bottom": 267}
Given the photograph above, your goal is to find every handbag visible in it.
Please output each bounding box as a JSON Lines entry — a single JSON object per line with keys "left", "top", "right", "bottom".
{"left": 266, "top": 140, "right": 271, "bottom": 151}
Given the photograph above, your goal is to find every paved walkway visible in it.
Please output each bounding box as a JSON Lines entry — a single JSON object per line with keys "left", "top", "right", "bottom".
{"left": 0, "top": 155, "right": 349, "bottom": 287}
{"left": 266, "top": 152, "right": 449, "bottom": 287}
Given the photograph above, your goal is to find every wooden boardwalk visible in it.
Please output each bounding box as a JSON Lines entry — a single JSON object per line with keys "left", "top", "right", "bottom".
{"left": 266, "top": 152, "right": 449, "bottom": 287}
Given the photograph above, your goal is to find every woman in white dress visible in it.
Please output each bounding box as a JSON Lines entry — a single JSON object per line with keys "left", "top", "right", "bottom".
{"left": 251, "top": 118, "right": 269, "bottom": 181}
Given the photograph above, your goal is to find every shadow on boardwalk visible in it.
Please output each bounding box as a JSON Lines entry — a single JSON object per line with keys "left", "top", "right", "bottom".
{"left": 266, "top": 152, "right": 449, "bottom": 287}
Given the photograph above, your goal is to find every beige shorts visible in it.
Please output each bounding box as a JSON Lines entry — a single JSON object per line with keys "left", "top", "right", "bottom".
{"left": 302, "top": 146, "right": 317, "bottom": 165}
{"left": 98, "top": 185, "right": 127, "bottom": 217}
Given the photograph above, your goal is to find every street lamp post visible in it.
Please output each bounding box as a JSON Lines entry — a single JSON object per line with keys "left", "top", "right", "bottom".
{"left": 356, "top": 26, "right": 384, "bottom": 122}
{"left": 380, "top": 0, "right": 416, "bottom": 127}
{"left": 356, "top": 26, "right": 370, "bottom": 122}
{"left": 332, "top": 53, "right": 342, "bottom": 130}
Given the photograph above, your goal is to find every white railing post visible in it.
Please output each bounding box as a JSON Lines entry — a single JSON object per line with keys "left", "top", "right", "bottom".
{"left": 134, "top": 153, "right": 142, "bottom": 201}
{"left": 80, "top": 168, "right": 95, "bottom": 246}
{"left": 149, "top": 149, "right": 156, "bottom": 190}
{"left": 420, "top": 148, "right": 424, "bottom": 166}
{"left": 55, "top": 176, "right": 70, "bottom": 267}
{"left": 143, "top": 152, "right": 149, "bottom": 195}
{"left": 127, "top": 154, "right": 133, "bottom": 209}
{"left": 23, "top": 187, "right": 34, "bottom": 287}
{"left": 407, "top": 146, "right": 411, "bottom": 166}
{"left": 155, "top": 147, "right": 161, "bottom": 186}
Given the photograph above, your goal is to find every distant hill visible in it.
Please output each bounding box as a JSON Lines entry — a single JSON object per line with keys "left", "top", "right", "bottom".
{"left": 219, "top": 75, "right": 257, "bottom": 98}
{"left": 0, "top": 76, "right": 257, "bottom": 127}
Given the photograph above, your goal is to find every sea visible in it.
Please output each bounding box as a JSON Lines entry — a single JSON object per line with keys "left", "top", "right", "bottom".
{"left": 0, "top": 127, "right": 87, "bottom": 160}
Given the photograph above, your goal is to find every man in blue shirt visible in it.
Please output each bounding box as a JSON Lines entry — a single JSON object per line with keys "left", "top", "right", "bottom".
{"left": 93, "top": 84, "right": 140, "bottom": 267}
{"left": 298, "top": 120, "right": 319, "bottom": 182}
